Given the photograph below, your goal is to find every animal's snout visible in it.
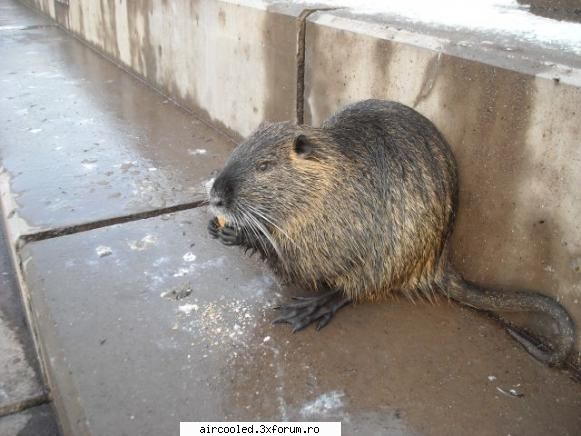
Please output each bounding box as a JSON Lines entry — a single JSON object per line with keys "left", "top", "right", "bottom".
{"left": 209, "top": 172, "right": 236, "bottom": 210}
{"left": 209, "top": 197, "right": 224, "bottom": 208}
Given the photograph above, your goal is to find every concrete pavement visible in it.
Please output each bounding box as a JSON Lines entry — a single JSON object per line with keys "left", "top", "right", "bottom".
{"left": 0, "top": 404, "right": 60, "bottom": 436}
{"left": 1, "top": 1, "right": 580, "bottom": 435}
{"left": 0, "top": 202, "right": 59, "bottom": 433}
{"left": 0, "top": 1, "right": 234, "bottom": 245}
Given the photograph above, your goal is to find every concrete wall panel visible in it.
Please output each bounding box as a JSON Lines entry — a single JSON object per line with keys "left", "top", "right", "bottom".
{"left": 52, "top": 0, "right": 299, "bottom": 139}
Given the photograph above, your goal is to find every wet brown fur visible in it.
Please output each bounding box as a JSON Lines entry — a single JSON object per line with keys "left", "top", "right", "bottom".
{"left": 209, "top": 100, "right": 575, "bottom": 366}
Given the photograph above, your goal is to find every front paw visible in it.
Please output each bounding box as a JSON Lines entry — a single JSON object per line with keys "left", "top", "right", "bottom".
{"left": 207, "top": 217, "right": 220, "bottom": 239}
{"left": 208, "top": 218, "right": 242, "bottom": 246}
{"left": 219, "top": 225, "right": 242, "bottom": 246}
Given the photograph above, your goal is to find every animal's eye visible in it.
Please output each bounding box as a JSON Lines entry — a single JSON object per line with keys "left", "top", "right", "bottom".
{"left": 257, "top": 161, "right": 272, "bottom": 172}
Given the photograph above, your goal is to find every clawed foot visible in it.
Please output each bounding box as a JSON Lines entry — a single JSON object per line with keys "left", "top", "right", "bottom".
{"left": 208, "top": 217, "right": 242, "bottom": 246}
{"left": 273, "top": 290, "right": 352, "bottom": 332}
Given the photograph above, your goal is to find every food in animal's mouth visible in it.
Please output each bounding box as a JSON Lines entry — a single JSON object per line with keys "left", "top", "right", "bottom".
{"left": 216, "top": 215, "right": 226, "bottom": 229}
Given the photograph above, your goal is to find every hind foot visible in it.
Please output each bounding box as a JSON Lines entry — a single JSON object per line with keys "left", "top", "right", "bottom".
{"left": 272, "top": 289, "right": 352, "bottom": 332}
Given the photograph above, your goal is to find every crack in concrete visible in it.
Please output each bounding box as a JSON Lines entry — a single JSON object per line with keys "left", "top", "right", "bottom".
{"left": 0, "top": 392, "right": 49, "bottom": 418}
{"left": 413, "top": 51, "right": 442, "bottom": 108}
{"left": 18, "top": 24, "right": 58, "bottom": 30}
{"left": 17, "top": 199, "right": 209, "bottom": 246}
{"left": 296, "top": 8, "right": 341, "bottom": 125}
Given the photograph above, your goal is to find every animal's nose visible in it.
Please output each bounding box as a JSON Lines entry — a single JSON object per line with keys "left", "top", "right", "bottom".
{"left": 210, "top": 170, "right": 235, "bottom": 209}
{"left": 210, "top": 197, "right": 224, "bottom": 208}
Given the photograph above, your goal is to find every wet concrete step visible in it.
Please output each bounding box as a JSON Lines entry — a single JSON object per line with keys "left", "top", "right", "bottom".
{"left": 0, "top": 221, "right": 47, "bottom": 418}
{"left": 0, "top": 404, "right": 60, "bottom": 436}
{"left": 0, "top": 7, "right": 234, "bottom": 245}
{"left": 0, "top": 0, "right": 51, "bottom": 28}
{"left": 19, "top": 207, "right": 581, "bottom": 435}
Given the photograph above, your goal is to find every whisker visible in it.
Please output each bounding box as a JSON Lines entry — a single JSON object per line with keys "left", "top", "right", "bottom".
{"left": 240, "top": 209, "right": 268, "bottom": 257}
{"left": 242, "top": 207, "right": 285, "bottom": 265}
{"left": 245, "top": 204, "right": 297, "bottom": 247}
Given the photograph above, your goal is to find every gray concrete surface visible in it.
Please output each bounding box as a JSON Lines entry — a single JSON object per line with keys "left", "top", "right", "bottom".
{"left": 0, "top": 404, "right": 60, "bottom": 436}
{"left": 304, "top": 9, "right": 581, "bottom": 358}
{"left": 0, "top": 1, "right": 235, "bottom": 245}
{"left": 1, "top": 185, "right": 60, "bottom": 432}
{"left": 19, "top": 208, "right": 581, "bottom": 436}
{"left": 0, "top": 0, "right": 49, "bottom": 28}
{"left": 0, "top": 219, "right": 46, "bottom": 417}
{"left": 21, "top": 0, "right": 301, "bottom": 138}
{"left": 2, "top": 1, "right": 581, "bottom": 436}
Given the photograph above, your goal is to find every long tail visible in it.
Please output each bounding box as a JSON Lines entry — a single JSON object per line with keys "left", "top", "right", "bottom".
{"left": 441, "top": 267, "right": 575, "bottom": 367}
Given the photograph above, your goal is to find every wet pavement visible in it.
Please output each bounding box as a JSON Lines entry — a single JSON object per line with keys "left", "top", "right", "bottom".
{"left": 0, "top": 0, "right": 234, "bottom": 243}
{"left": 0, "top": 404, "right": 60, "bottom": 436}
{"left": 0, "top": 1, "right": 580, "bottom": 435}
{"left": 0, "top": 223, "right": 45, "bottom": 416}
{"left": 18, "top": 209, "right": 581, "bottom": 436}
{"left": 0, "top": 204, "right": 60, "bottom": 432}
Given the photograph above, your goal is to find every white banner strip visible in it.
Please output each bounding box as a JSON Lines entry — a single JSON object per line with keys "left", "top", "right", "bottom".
{"left": 180, "top": 422, "right": 341, "bottom": 436}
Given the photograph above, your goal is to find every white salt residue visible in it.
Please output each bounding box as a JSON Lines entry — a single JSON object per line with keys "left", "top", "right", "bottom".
{"left": 173, "top": 264, "right": 196, "bottom": 277}
{"left": 82, "top": 163, "right": 97, "bottom": 171}
{"left": 144, "top": 272, "right": 166, "bottom": 287}
{"left": 128, "top": 234, "right": 157, "bottom": 251}
{"left": 178, "top": 297, "right": 264, "bottom": 351}
{"left": 178, "top": 303, "right": 199, "bottom": 314}
{"left": 296, "top": 0, "right": 581, "bottom": 54}
{"left": 183, "top": 252, "right": 197, "bottom": 262}
{"left": 199, "top": 257, "right": 226, "bottom": 270}
{"left": 96, "top": 245, "right": 112, "bottom": 257}
{"left": 240, "top": 273, "right": 276, "bottom": 298}
{"left": 172, "top": 257, "right": 225, "bottom": 278}
{"left": 188, "top": 148, "right": 208, "bottom": 156}
{"left": 300, "top": 391, "right": 345, "bottom": 417}
{"left": 153, "top": 256, "right": 170, "bottom": 267}
{"left": 29, "top": 128, "right": 42, "bottom": 134}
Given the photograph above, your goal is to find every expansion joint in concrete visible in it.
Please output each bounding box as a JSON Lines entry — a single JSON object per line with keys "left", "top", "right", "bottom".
{"left": 17, "top": 199, "right": 209, "bottom": 246}
{"left": 295, "top": 8, "right": 341, "bottom": 125}
{"left": 0, "top": 392, "right": 50, "bottom": 418}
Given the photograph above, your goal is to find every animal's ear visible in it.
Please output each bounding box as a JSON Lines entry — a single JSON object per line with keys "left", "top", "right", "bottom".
{"left": 293, "top": 134, "right": 314, "bottom": 159}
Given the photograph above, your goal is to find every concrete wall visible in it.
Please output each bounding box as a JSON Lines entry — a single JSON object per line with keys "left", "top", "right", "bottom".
{"left": 24, "top": 0, "right": 55, "bottom": 19}
{"left": 305, "top": 12, "right": 581, "bottom": 356}
{"left": 22, "top": 0, "right": 301, "bottom": 139}
{"left": 18, "top": 0, "right": 581, "bottom": 359}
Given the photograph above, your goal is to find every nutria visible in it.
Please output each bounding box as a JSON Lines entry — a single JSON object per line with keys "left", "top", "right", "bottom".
{"left": 207, "top": 99, "right": 575, "bottom": 367}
